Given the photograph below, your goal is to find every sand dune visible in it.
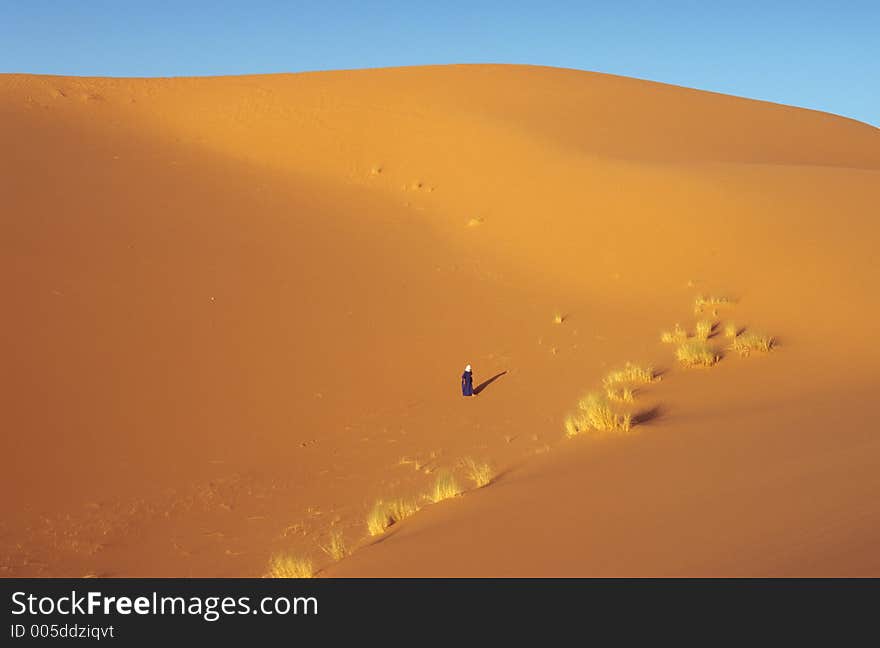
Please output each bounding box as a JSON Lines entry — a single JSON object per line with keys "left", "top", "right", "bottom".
{"left": 1, "top": 65, "right": 878, "bottom": 577}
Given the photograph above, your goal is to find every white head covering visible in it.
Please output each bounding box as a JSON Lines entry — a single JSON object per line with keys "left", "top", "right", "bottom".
{"left": 465, "top": 364, "right": 471, "bottom": 372}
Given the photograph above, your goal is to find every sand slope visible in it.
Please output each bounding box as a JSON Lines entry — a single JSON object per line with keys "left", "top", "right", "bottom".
{"left": 1, "top": 65, "right": 878, "bottom": 577}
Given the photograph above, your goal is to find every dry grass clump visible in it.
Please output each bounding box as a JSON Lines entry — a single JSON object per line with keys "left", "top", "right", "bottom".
{"left": 660, "top": 323, "right": 688, "bottom": 344}
{"left": 675, "top": 340, "right": 720, "bottom": 367}
{"left": 553, "top": 313, "right": 565, "bottom": 324}
{"left": 694, "top": 295, "right": 732, "bottom": 315}
{"left": 577, "top": 393, "right": 619, "bottom": 430}
{"left": 265, "top": 554, "right": 313, "bottom": 579}
{"left": 723, "top": 321, "right": 739, "bottom": 339}
{"left": 320, "top": 529, "right": 348, "bottom": 562}
{"left": 461, "top": 457, "right": 493, "bottom": 488}
{"left": 732, "top": 332, "right": 774, "bottom": 356}
{"left": 695, "top": 319, "right": 714, "bottom": 341}
{"left": 430, "top": 471, "right": 463, "bottom": 503}
{"left": 566, "top": 393, "right": 632, "bottom": 436}
{"left": 367, "top": 498, "right": 420, "bottom": 536}
{"left": 366, "top": 502, "right": 391, "bottom": 536}
{"left": 602, "top": 362, "right": 658, "bottom": 386}
{"left": 387, "top": 499, "right": 420, "bottom": 523}
{"left": 564, "top": 414, "right": 581, "bottom": 438}
{"left": 606, "top": 386, "right": 635, "bottom": 403}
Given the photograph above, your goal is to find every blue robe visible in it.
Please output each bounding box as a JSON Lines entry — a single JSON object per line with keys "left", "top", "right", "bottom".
{"left": 461, "top": 370, "right": 474, "bottom": 396}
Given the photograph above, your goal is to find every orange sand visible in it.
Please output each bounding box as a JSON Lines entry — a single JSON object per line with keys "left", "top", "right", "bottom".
{"left": 1, "top": 65, "right": 878, "bottom": 577}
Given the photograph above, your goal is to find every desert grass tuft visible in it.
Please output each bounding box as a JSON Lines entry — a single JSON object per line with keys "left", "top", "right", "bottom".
{"left": 564, "top": 413, "right": 582, "bottom": 438}
{"left": 723, "top": 321, "right": 739, "bottom": 339}
{"left": 660, "top": 323, "right": 688, "bottom": 344}
{"left": 606, "top": 386, "right": 635, "bottom": 403}
{"left": 366, "top": 502, "right": 389, "bottom": 536}
{"left": 366, "top": 498, "right": 420, "bottom": 536}
{"left": 387, "top": 498, "right": 420, "bottom": 522}
{"left": 578, "top": 393, "right": 621, "bottom": 431}
{"left": 602, "top": 362, "right": 659, "bottom": 387}
{"left": 430, "top": 471, "right": 463, "bottom": 503}
{"left": 567, "top": 393, "right": 632, "bottom": 435}
{"left": 461, "top": 457, "right": 493, "bottom": 488}
{"left": 553, "top": 313, "right": 565, "bottom": 324}
{"left": 732, "top": 332, "right": 774, "bottom": 356}
{"left": 675, "top": 340, "right": 720, "bottom": 367}
{"left": 265, "top": 554, "right": 313, "bottom": 579}
{"left": 320, "top": 529, "right": 348, "bottom": 562}
{"left": 694, "top": 295, "right": 732, "bottom": 315}
{"left": 695, "top": 319, "right": 714, "bottom": 341}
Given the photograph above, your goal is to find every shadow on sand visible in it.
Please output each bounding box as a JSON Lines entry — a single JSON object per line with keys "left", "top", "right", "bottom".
{"left": 633, "top": 405, "right": 664, "bottom": 426}
{"left": 474, "top": 371, "right": 508, "bottom": 395}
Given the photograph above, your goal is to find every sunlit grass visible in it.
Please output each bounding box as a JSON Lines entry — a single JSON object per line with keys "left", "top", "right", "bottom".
{"left": 387, "top": 498, "right": 420, "bottom": 522}
{"left": 695, "top": 319, "right": 714, "bottom": 341}
{"left": 675, "top": 340, "right": 720, "bottom": 367}
{"left": 602, "top": 362, "right": 658, "bottom": 387}
{"left": 320, "top": 529, "right": 348, "bottom": 562}
{"left": 732, "top": 332, "right": 774, "bottom": 356}
{"left": 723, "top": 321, "right": 739, "bottom": 339}
{"left": 367, "top": 498, "right": 420, "bottom": 536}
{"left": 577, "top": 393, "right": 619, "bottom": 431}
{"left": 366, "top": 502, "right": 389, "bottom": 536}
{"left": 265, "top": 554, "right": 313, "bottom": 579}
{"left": 564, "top": 413, "right": 582, "bottom": 438}
{"left": 660, "top": 323, "right": 688, "bottom": 344}
{"left": 430, "top": 471, "right": 463, "bottom": 503}
{"left": 461, "top": 457, "right": 493, "bottom": 488}
{"left": 606, "top": 386, "right": 635, "bottom": 403}
{"left": 565, "top": 393, "right": 632, "bottom": 436}
{"left": 694, "top": 295, "right": 732, "bottom": 315}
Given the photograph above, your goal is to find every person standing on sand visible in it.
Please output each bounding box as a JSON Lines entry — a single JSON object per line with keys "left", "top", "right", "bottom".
{"left": 462, "top": 364, "right": 474, "bottom": 397}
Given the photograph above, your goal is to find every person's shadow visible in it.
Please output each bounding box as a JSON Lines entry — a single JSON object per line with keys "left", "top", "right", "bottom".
{"left": 474, "top": 371, "right": 507, "bottom": 395}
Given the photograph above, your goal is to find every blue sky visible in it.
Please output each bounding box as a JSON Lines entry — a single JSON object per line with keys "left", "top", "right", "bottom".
{"left": 1, "top": 1, "right": 877, "bottom": 126}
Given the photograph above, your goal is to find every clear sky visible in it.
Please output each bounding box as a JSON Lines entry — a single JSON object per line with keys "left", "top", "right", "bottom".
{"left": 1, "top": 1, "right": 877, "bottom": 126}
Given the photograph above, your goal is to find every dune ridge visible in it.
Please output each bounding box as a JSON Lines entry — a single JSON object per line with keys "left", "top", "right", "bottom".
{"left": 1, "top": 65, "right": 878, "bottom": 577}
